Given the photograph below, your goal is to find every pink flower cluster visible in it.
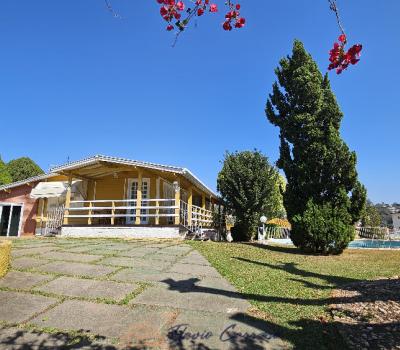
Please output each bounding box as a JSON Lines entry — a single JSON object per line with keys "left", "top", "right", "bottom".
{"left": 328, "top": 34, "right": 363, "bottom": 74}
{"left": 156, "top": 0, "right": 245, "bottom": 32}
{"left": 195, "top": 0, "right": 218, "bottom": 17}
{"left": 223, "top": 3, "right": 245, "bottom": 31}
{"left": 157, "top": 0, "right": 186, "bottom": 31}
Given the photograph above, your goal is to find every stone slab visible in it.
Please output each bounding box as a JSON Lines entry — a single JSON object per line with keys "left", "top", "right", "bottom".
{"left": 179, "top": 251, "right": 212, "bottom": 266}
{"left": 168, "top": 262, "right": 221, "bottom": 278}
{"left": 148, "top": 253, "right": 180, "bottom": 263}
{"left": 156, "top": 274, "right": 238, "bottom": 293}
{"left": 112, "top": 268, "right": 165, "bottom": 283}
{"left": 0, "top": 291, "right": 58, "bottom": 323}
{"left": 34, "top": 276, "right": 137, "bottom": 301}
{"left": 38, "top": 251, "right": 101, "bottom": 263}
{"left": 0, "top": 271, "right": 52, "bottom": 290}
{"left": 30, "top": 300, "right": 176, "bottom": 341}
{"left": 34, "top": 261, "right": 117, "bottom": 278}
{"left": 58, "top": 245, "right": 100, "bottom": 254}
{"left": 113, "top": 269, "right": 194, "bottom": 284}
{"left": 99, "top": 256, "right": 169, "bottom": 271}
{"left": 116, "top": 247, "right": 161, "bottom": 258}
{"left": 166, "top": 310, "right": 287, "bottom": 350}
{"left": 161, "top": 245, "right": 192, "bottom": 254}
{"left": 11, "top": 247, "right": 55, "bottom": 258}
{"left": 131, "top": 284, "right": 250, "bottom": 314}
{"left": 12, "top": 241, "right": 56, "bottom": 247}
{"left": 11, "top": 257, "right": 48, "bottom": 270}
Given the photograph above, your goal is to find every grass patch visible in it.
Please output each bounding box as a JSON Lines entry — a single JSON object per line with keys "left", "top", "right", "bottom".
{"left": 188, "top": 241, "right": 400, "bottom": 349}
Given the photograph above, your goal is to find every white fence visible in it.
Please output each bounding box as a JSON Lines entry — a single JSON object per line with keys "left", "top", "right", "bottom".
{"left": 356, "top": 227, "right": 389, "bottom": 240}
{"left": 258, "top": 225, "right": 291, "bottom": 241}
{"left": 44, "top": 205, "right": 65, "bottom": 236}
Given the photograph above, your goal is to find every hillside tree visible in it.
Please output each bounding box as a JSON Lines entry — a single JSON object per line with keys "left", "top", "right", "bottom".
{"left": 7, "top": 157, "right": 44, "bottom": 183}
{"left": 0, "top": 157, "right": 12, "bottom": 186}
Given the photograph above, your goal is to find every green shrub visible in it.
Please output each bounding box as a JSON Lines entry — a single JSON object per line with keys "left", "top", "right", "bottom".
{"left": 291, "top": 200, "right": 355, "bottom": 254}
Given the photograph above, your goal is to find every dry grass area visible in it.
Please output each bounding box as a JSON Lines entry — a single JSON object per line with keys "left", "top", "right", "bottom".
{"left": 0, "top": 240, "right": 11, "bottom": 277}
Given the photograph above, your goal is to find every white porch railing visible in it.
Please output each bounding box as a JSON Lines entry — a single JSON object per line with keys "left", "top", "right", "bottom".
{"left": 191, "top": 204, "right": 213, "bottom": 226}
{"left": 64, "top": 198, "right": 178, "bottom": 224}
{"left": 64, "top": 198, "right": 218, "bottom": 229}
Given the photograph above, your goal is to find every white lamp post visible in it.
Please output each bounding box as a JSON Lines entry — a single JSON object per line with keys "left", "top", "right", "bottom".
{"left": 260, "top": 215, "right": 267, "bottom": 240}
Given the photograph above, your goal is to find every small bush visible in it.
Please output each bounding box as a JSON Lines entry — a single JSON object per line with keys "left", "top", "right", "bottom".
{"left": 0, "top": 240, "right": 11, "bottom": 277}
{"left": 291, "top": 200, "right": 355, "bottom": 254}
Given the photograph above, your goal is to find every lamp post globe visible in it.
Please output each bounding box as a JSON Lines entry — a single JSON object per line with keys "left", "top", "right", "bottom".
{"left": 260, "top": 215, "right": 267, "bottom": 224}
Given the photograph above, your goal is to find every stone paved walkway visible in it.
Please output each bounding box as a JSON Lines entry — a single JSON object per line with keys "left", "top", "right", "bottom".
{"left": 0, "top": 238, "right": 286, "bottom": 349}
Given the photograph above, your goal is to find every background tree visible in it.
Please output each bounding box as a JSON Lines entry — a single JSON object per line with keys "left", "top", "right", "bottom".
{"left": 7, "top": 157, "right": 44, "bottom": 182}
{"left": 266, "top": 40, "right": 366, "bottom": 254}
{"left": 0, "top": 156, "right": 12, "bottom": 186}
{"left": 217, "top": 150, "right": 283, "bottom": 241}
{"left": 361, "top": 200, "right": 382, "bottom": 227}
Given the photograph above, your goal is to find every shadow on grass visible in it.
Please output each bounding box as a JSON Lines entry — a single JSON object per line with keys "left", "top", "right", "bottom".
{"left": 162, "top": 271, "right": 400, "bottom": 349}
{"left": 244, "top": 243, "right": 306, "bottom": 255}
{"left": 234, "top": 257, "right": 357, "bottom": 286}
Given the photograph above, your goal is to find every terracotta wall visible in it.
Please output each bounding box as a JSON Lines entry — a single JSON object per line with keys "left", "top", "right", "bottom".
{"left": 0, "top": 184, "right": 38, "bottom": 236}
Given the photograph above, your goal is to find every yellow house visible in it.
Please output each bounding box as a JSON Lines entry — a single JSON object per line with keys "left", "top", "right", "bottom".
{"left": 32, "top": 155, "right": 221, "bottom": 239}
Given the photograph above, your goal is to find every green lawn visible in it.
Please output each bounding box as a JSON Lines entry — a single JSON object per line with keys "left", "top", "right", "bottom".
{"left": 189, "top": 241, "right": 400, "bottom": 349}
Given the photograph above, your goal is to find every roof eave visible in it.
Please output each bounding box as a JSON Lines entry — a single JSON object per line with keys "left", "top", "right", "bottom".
{"left": 0, "top": 173, "right": 58, "bottom": 192}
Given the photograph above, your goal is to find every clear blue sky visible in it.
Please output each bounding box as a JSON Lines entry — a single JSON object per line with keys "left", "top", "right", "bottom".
{"left": 1, "top": 1, "right": 399, "bottom": 203}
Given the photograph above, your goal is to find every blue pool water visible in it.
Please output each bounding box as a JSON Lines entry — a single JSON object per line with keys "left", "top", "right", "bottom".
{"left": 265, "top": 238, "right": 400, "bottom": 249}
{"left": 348, "top": 239, "right": 400, "bottom": 249}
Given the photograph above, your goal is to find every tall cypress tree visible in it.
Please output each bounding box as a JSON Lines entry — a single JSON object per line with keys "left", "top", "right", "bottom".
{"left": 266, "top": 40, "right": 366, "bottom": 254}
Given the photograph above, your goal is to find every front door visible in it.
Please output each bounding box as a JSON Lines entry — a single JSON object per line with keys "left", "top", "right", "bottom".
{"left": 127, "top": 179, "right": 150, "bottom": 224}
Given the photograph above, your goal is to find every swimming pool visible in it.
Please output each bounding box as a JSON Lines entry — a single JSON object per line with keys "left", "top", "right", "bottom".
{"left": 348, "top": 239, "right": 400, "bottom": 249}
{"left": 264, "top": 238, "right": 400, "bottom": 249}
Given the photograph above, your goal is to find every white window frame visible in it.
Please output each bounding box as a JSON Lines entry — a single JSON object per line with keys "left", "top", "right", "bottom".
{"left": 126, "top": 178, "right": 150, "bottom": 225}
{"left": 0, "top": 202, "right": 24, "bottom": 238}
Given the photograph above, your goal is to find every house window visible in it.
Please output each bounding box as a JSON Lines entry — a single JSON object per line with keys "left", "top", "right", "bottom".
{"left": 0, "top": 203, "right": 23, "bottom": 237}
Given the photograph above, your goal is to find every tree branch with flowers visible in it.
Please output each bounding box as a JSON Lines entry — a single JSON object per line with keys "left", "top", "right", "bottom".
{"left": 153, "top": 0, "right": 362, "bottom": 74}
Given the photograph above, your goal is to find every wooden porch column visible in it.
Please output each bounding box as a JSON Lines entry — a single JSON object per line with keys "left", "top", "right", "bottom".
{"left": 155, "top": 177, "right": 160, "bottom": 225}
{"left": 187, "top": 187, "right": 193, "bottom": 226}
{"left": 63, "top": 175, "right": 72, "bottom": 225}
{"left": 135, "top": 171, "right": 142, "bottom": 225}
{"left": 87, "top": 180, "right": 95, "bottom": 225}
{"left": 39, "top": 198, "right": 47, "bottom": 234}
{"left": 111, "top": 201, "right": 115, "bottom": 225}
{"left": 201, "top": 193, "right": 206, "bottom": 209}
{"left": 174, "top": 180, "right": 180, "bottom": 225}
